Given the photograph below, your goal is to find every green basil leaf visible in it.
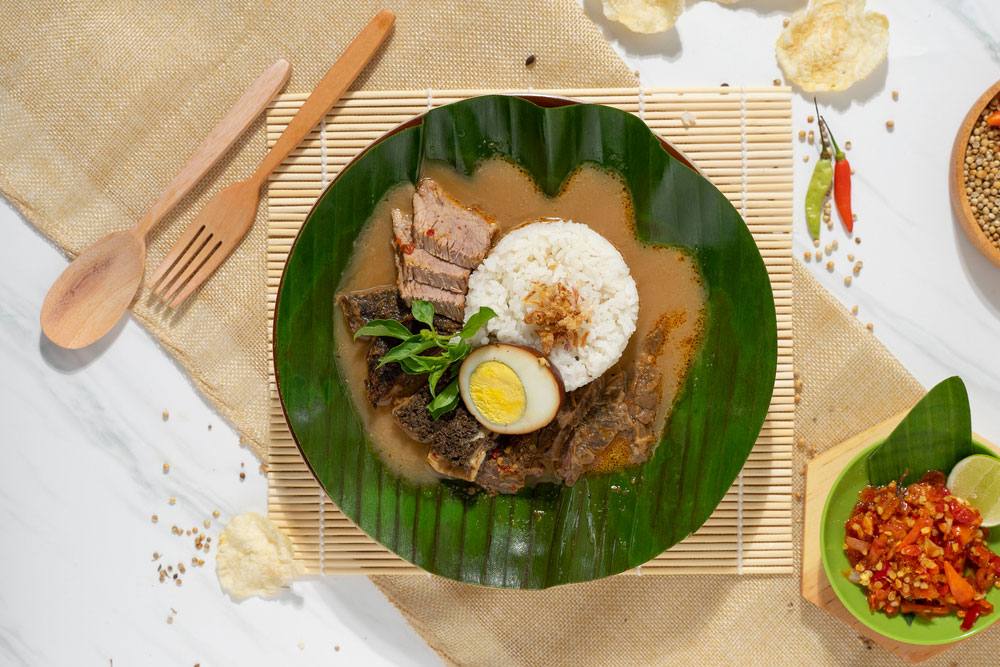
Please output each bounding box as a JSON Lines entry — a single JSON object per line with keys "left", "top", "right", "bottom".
{"left": 377, "top": 338, "right": 437, "bottom": 367}
{"left": 411, "top": 300, "right": 436, "bottom": 329}
{"left": 445, "top": 341, "right": 471, "bottom": 362}
{"left": 399, "top": 356, "right": 435, "bottom": 374}
{"left": 428, "top": 379, "right": 460, "bottom": 419}
{"left": 458, "top": 307, "right": 496, "bottom": 339}
{"left": 428, "top": 366, "right": 447, "bottom": 396}
{"left": 354, "top": 319, "right": 412, "bottom": 340}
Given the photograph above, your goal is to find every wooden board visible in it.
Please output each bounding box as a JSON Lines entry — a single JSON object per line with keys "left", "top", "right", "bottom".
{"left": 266, "top": 86, "right": 794, "bottom": 576}
{"left": 802, "top": 412, "right": 1000, "bottom": 662}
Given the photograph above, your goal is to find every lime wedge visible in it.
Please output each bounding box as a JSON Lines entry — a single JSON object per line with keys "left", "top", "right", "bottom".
{"left": 947, "top": 455, "right": 1000, "bottom": 527}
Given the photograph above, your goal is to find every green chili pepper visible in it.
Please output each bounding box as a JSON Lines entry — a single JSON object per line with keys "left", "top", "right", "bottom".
{"left": 805, "top": 99, "right": 833, "bottom": 240}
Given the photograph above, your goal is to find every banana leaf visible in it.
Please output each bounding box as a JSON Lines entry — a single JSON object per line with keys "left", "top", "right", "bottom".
{"left": 867, "top": 376, "right": 973, "bottom": 486}
{"left": 274, "top": 95, "right": 777, "bottom": 588}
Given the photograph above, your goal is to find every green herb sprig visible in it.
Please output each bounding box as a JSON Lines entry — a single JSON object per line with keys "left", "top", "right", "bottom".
{"left": 354, "top": 300, "right": 496, "bottom": 418}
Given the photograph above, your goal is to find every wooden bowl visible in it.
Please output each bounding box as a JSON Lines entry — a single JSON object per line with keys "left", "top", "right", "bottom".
{"left": 951, "top": 80, "right": 1000, "bottom": 268}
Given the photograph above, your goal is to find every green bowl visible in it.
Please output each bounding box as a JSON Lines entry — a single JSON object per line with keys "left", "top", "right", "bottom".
{"left": 821, "top": 439, "right": 1000, "bottom": 644}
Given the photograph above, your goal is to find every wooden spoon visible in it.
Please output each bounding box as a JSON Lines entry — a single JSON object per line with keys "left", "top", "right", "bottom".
{"left": 40, "top": 59, "right": 292, "bottom": 349}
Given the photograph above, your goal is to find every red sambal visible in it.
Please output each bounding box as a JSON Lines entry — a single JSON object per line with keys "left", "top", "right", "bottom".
{"left": 844, "top": 471, "right": 1000, "bottom": 630}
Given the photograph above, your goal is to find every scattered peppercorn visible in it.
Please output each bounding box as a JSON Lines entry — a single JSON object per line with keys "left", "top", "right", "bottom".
{"left": 892, "top": 90, "right": 899, "bottom": 101}
{"left": 162, "top": 463, "right": 170, "bottom": 474}
{"left": 239, "top": 472, "right": 246, "bottom": 482}
{"left": 162, "top": 410, "right": 169, "bottom": 421}
{"left": 151, "top": 514, "right": 159, "bottom": 524}
{"left": 886, "top": 119, "right": 895, "bottom": 131}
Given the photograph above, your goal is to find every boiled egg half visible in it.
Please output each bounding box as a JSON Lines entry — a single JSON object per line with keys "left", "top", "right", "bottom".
{"left": 458, "top": 344, "right": 563, "bottom": 434}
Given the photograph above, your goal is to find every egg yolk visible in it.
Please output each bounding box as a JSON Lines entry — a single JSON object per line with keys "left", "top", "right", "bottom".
{"left": 468, "top": 361, "right": 526, "bottom": 425}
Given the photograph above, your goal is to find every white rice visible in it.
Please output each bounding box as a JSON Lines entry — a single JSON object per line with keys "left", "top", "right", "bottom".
{"left": 463, "top": 219, "right": 639, "bottom": 391}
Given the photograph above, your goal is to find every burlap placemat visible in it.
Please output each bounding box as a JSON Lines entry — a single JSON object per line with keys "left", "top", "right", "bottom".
{"left": 0, "top": 0, "right": 632, "bottom": 459}
{"left": 5, "top": 3, "right": 998, "bottom": 664}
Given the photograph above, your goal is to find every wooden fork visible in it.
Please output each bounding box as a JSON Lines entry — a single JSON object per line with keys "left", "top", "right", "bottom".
{"left": 150, "top": 10, "right": 396, "bottom": 307}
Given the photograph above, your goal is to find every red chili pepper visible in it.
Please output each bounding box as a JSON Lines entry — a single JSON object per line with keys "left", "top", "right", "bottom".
{"left": 820, "top": 116, "right": 854, "bottom": 233}
{"left": 988, "top": 111, "right": 1000, "bottom": 127}
{"left": 961, "top": 603, "right": 983, "bottom": 631}
{"left": 949, "top": 501, "right": 978, "bottom": 525}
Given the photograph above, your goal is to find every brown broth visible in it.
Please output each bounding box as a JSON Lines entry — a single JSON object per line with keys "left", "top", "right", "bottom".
{"left": 334, "top": 159, "right": 706, "bottom": 485}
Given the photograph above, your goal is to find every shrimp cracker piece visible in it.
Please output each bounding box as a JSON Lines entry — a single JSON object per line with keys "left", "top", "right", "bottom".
{"left": 776, "top": 0, "right": 889, "bottom": 92}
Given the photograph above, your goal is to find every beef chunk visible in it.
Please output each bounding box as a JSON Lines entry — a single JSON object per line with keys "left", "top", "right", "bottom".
{"left": 338, "top": 285, "right": 461, "bottom": 334}
{"left": 391, "top": 388, "right": 495, "bottom": 481}
{"left": 412, "top": 178, "right": 497, "bottom": 269}
{"left": 392, "top": 209, "right": 470, "bottom": 293}
{"left": 337, "top": 285, "right": 406, "bottom": 335}
{"left": 557, "top": 371, "right": 634, "bottom": 485}
{"left": 365, "top": 337, "right": 423, "bottom": 407}
{"left": 475, "top": 433, "right": 551, "bottom": 495}
{"left": 554, "top": 315, "right": 671, "bottom": 485}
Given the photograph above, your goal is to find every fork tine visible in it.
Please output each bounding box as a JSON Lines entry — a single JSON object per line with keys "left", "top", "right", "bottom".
{"left": 159, "top": 236, "right": 221, "bottom": 305}
{"left": 154, "top": 231, "right": 212, "bottom": 299}
{"left": 166, "top": 241, "right": 233, "bottom": 308}
{"left": 149, "top": 224, "right": 206, "bottom": 293}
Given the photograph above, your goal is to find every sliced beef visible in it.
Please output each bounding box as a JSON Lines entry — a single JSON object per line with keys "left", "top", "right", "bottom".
{"left": 398, "top": 279, "right": 465, "bottom": 322}
{"left": 365, "top": 337, "right": 423, "bottom": 407}
{"left": 337, "top": 285, "right": 406, "bottom": 335}
{"left": 391, "top": 388, "right": 495, "bottom": 481}
{"left": 412, "top": 178, "right": 497, "bottom": 269}
{"left": 392, "top": 209, "right": 470, "bottom": 293}
{"left": 475, "top": 433, "right": 552, "bottom": 495}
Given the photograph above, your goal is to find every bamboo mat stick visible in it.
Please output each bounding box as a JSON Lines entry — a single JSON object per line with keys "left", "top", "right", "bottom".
{"left": 266, "top": 86, "right": 794, "bottom": 576}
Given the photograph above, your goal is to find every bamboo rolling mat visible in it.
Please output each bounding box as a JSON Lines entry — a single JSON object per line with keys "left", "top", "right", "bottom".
{"left": 266, "top": 87, "right": 794, "bottom": 576}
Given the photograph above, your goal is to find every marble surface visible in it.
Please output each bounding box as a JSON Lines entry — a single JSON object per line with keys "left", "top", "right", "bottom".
{"left": 2, "top": 1, "right": 999, "bottom": 664}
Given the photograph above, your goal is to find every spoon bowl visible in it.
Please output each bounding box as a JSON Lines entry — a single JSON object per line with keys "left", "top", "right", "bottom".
{"left": 41, "top": 230, "right": 145, "bottom": 349}
{"left": 38, "top": 59, "right": 291, "bottom": 349}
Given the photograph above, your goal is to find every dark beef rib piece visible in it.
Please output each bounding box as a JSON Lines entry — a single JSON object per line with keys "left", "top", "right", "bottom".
{"left": 391, "top": 387, "right": 496, "bottom": 481}
{"left": 337, "top": 285, "right": 406, "bottom": 336}
{"left": 365, "top": 336, "right": 423, "bottom": 407}
{"left": 412, "top": 178, "right": 497, "bottom": 269}
{"left": 337, "top": 285, "right": 460, "bottom": 334}
{"left": 475, "top": 433, "right": 551, "bottom": 495}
